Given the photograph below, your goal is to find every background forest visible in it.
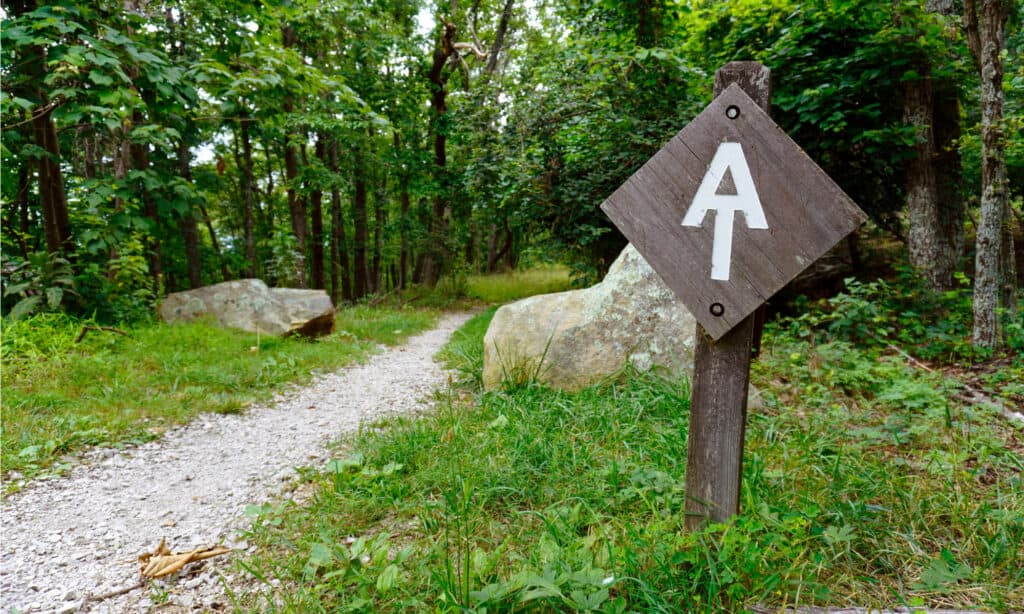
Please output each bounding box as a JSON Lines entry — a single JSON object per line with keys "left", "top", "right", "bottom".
{"left": 2, "top": 0, "right": 1022, "bottom": 346}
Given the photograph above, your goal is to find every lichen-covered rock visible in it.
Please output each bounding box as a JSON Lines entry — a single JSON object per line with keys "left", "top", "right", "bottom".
{"left": 482, "top": 245, "right": 697, "bottom": 390}
{"left": 159, "top": 279, "right": 335, "bottom": 338}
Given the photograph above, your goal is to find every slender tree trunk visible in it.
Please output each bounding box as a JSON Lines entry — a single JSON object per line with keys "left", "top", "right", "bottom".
{"left": 933, "top": 80, "right": 965, "bottom": 286}
{"left": 32, "top": 106, "right": 73, "bottom": 257}
{"left": 328, "top": 142, "right": 352, "bottom": 302}
{"left": 8, "top": 161, "right": 32, "bottom": 259}
{"left": 484, "top": 0, "right": 515, "bottom": 75}
{"left": 237, "top": 117, "right": 258, "bottom": 277}
{"left": 310, "top": 137, "right": 326, "bottom": 290}
{"left": 965, "top": 0, "right": 1010, "bottom": 348}
{"left": 636, "top": 0, "right": 656, "bottom": 47}
{"left": 281, "top": 24, "right": 307, "bottom": 287}
{"left": 177, "top": 142, "right": 202, "bottom": 288}
{"left": 420, "top": 22, "right": 458, "bottom": 286}
{"left": 352, "top": 150, "right": 370, "bottom": 298}
{"left": 486, "top": 223, "right": 499, "bottom": 273}
{"left": 128, "top": 109, "right": 162, "bottom": 296}
{"left": 198, "top": 202, "right": 229, "bottom": 280}
{"left": 372, "top": 177, "right": 386, "bottom": 294}
{"left": 393, "top": 132, "right": 411, "bottom": 290}
{"left": 1000, "top": 200, "right": 1017, "bottom": 331}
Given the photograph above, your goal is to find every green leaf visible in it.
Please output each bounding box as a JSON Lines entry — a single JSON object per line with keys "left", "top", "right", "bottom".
{"left": 911, "top": 549, "right": 972, "bottom": 591}
{"left": 375, "top": 563, "right": 400, "bottom": 593}
{"left": 307, "top": 543, "right": 333, "bottom": 568}
{"left": 45, "top": 287, "right": 64, "bottom": 309}
{"left": 9, "top": 295, "right": 42, "bottom": 320}
{"left": 88, "top": 71, "right": 114, "bottom": 87}
{"left": 18, "top": 444, "right": 42, "bottom": 460}
{"left": 3, "top": 282, "right": 32, "bottom": 297}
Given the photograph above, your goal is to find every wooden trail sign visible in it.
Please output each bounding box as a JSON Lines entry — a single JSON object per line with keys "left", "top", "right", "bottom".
{"left": 600, "top": 61, "right": 867, "bottom": 528}
{"left": 601, "top": 67, "right": 866, "bottom": 341}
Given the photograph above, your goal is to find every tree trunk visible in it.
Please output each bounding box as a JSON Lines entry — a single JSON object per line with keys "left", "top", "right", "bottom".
{"left": 420, "top": 22, "right": 459, "bottom": 286}
{"left": 1000, "top": 200, "right": 1017, "bottom": 334}
{"left": 352, "top": 150, "right": 370, "bottom": 299}
{"left": 372, "top": 181, "right": 386, "bottom": 294}
{"left": 281, "top": 24, "right": 307, "bottom": 288}
{"left": 399, "top": 178, "right": 411, "bottom": 291}
{"left": 237, "top": 117, "right": 258, "bottom": 277}
{"left": 6, "top": 161, "right": 32, "bottom": 259}
{"left": 933, "top": 79, "right": 965, "bottom": 287}
{"left": 328, "top": 142, "right": 352, "bottom": 303}
{"left": 130, "top": 110, "right": 162, "bottom": 296}
{"left": 636, "top": 0, "right": 656, "bottom": 47}
{"left": 965, "top": 0, "right": 1010, "bottom": 348}
{"left": 177, "top": 141, "right": 202, "bottom": 289}
{"left": 485, "top": 223, "right": 499, "bottom": 273}
{"left": 32, "top": 106, "right": 73, "bottom": 257}
{"left": 310, "top": 137, "right": 326, "bottom": 290}
{"left": 484, "top": 0, "right": 515, "bottom": 75}
{"left": 903, "top": 72, "right": 948, "bottom": 288}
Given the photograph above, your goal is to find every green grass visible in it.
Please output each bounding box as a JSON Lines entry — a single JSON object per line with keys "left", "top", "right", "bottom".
{"left": 235, "top": 307, "right": 1023, "bottom": 612}
{"left": 466, "top": 265, "right": 572, "bottom": 304}
{"left": 0, "top": 307, "right": 438, "bottom": 483}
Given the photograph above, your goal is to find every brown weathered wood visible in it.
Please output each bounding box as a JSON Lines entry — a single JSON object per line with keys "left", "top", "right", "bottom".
{"left": 684, "top": 314, "right": 755, "bottom": 528}
{"left": 600, "top": 71, "right": 866, "bottom": 340}
{"left": 683, "top": 62, "right": 770, "bottom": 530}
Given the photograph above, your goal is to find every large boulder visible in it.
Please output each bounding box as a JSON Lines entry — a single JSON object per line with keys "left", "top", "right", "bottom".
{"left": 483, "top": 245, "right": 697, "bottom": 391}
{"left": 159, "top": 279, "right": 335, "bottom": 338}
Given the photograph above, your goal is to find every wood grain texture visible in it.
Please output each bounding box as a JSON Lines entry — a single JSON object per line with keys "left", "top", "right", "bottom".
{"left": 684, "top": 313, "right": 755, "bottom": 529}
{"left": 600, "top": 73, "right": 867, "bottom": 339}
{"left": 683, "top": 62, "right": 767, "bottom": 531}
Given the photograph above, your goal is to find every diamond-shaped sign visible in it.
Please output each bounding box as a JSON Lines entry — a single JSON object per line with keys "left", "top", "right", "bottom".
{"left": 600, "top": 83, "right": 867, "bottom": 340}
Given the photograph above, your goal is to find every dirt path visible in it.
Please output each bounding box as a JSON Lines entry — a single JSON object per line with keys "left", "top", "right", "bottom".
{"left": 1, "top": 312, "right": 472, "bottom": 613}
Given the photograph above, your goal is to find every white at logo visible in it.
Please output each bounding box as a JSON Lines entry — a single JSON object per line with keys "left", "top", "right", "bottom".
{"left": 681, "top": 142, "right": 768, "bottom": 281}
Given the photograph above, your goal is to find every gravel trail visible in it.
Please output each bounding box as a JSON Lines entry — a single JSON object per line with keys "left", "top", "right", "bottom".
{"left": 1, "top": 312, "right": 472, "bottom": 613}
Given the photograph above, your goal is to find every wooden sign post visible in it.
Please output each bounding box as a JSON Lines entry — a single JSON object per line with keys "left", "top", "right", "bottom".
{"left": 600, "top": 61, "right": 867, "bottom": 529}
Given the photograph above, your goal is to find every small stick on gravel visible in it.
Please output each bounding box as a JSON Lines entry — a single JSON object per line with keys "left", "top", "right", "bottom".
{"left": 79, "top": 581, "right": 144, "bottom": 609}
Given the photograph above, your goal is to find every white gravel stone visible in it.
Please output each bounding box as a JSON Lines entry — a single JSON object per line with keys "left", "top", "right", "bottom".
{"left": 0, "top": 312, "right": 470, "bottom": 612}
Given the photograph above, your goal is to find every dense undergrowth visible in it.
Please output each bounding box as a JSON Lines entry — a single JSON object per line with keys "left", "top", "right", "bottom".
{"left": 234, "top": 277, "right": 1023, "bottom": 612}
{"left": 0, "top": 307, "right": 438, "bottom": 485}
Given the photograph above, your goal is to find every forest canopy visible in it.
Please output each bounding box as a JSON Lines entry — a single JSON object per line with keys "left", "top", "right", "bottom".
{"left": 2, "top": 0, "right": 1021, "bottom": 344}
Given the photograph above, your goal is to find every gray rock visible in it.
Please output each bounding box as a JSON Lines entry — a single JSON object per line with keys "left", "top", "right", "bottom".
{"left": 483, "top": 244, "right": 697, "bottom": 391}
{"left": 158, "top": 279, "right": 335, "bottom": 338}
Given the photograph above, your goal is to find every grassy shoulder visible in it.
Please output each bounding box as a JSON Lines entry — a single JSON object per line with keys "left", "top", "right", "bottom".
{"left": 235, "top": 301, "right": 1023, "bottom": 612}
{"left": 1, "top": 306, "right": 438, "bottom": 484}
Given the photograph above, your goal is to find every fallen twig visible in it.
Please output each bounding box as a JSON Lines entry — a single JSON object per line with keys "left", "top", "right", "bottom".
{"left": 78, "top": 581, "right": 144, "bottom": 609}
{"left": 75, "top": 325, "right": 128, "bottom": 343}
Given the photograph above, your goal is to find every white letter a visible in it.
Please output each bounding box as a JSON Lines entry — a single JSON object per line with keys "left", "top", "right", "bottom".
{"left": 681, "top": 142, "right": 768, "bottom": 280}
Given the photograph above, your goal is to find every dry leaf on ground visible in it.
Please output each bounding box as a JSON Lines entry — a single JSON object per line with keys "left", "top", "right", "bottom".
{"left": 138, "top": 537, "right": 231, "bottom": 578}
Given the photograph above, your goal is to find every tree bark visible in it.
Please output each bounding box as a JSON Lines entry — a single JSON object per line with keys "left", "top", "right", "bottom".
{"left": 420, "top": 21, "right": 459, "bottom": 286}
{"left": 310, "top": 137, "right": 326, "bottom": 290}
{"left": 394, "top": 132, "right": 411, "bottom": 290}
{"left": 129, "top": 110, "right": 162, "bottom": 296}
{"left": 484, "top": 0, "right": 515, "bottom": 75}
{"left": 281, "top": 24, "right": 308, "bottom": 288}
{"left": 177, "top": 142, "right": 202, "bottom": 289}
{"left": 328, "top": 141, "right": 352, "bottom": 302}
{"left": 352, "top": 148, "right": 370, "bottom": 299}
{"left": 903, "top": 73, "right": 949, "bottom": 288}
{"left": 31, "top": 104, "right": 73, "bottom": 258}
{"left": 237, "top": 116, "right": 258, "bottom": 277}
{"left": 933, "top": 79, "right": 965, "bottom": 287}
{"left": 7, "top": 160, "right": 32, "bottom": 259}
{"left": 965, "top": 0, "right": 1010, "bottom": 348}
